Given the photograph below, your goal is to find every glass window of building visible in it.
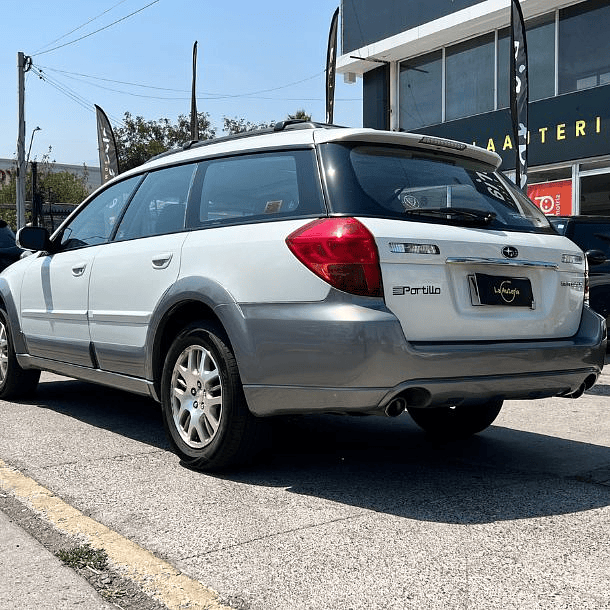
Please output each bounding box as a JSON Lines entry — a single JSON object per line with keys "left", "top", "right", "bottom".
{"left": 498, "top": 15, "right": 555, "bottom": 109}
{"left": 527, "top": 15, "right": 556, "bottom": 101}
{"left": 581, "top": 173, "right": 610, "bottom": 215}
{"left": 497, "top": 28, "right": 510, "bottom": 109}
{"left": 399, "top": 51, "right": 442, "bottom": 131}
{"left": 559, "top": 0, "right": 610, "bottom": 94}
{"left": 445, "top": 33, "right": 495, "bottom": 121}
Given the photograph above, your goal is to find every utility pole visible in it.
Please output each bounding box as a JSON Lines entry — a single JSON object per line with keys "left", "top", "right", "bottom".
{"left": 16, "top": 52, "right": 29, "bottom": 230}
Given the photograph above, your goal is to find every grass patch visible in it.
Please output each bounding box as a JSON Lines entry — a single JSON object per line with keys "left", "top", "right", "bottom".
{"left": 56, "top": 543, "right": 109, "bottom": 571}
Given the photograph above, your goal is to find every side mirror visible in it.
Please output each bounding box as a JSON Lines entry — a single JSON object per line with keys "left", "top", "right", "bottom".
{"left": 585, "top": 249, "right": 607, "bottom": 266}
{"left": 16, "top": 226, "right": 53, "bottom": 253}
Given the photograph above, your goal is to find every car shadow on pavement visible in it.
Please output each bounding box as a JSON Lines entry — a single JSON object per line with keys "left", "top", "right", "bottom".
{"left": 32, "top": 376, "right": 610, "bottom": 525}
{"left": 33, "top": 376, "right": 171, "bottom": 451}
{"left": 238, "top": 411, "right": 610, "bottom": 525}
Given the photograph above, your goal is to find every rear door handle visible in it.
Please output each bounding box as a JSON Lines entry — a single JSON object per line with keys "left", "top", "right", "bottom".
{"left": 152, "top": 253, "right": 173, "bottom": 269}
{"left": 72, "top": 264, "right": 87, "bottom": 277}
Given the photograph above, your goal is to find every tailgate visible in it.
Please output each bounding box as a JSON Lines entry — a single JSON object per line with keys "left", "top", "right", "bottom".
{"left": 360, "top": 218, "right": 586, "bottom": 342}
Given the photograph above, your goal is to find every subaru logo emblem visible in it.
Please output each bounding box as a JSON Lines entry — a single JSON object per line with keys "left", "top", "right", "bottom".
{"left": 502, "top": 246, "right": 519, "bottom": 259}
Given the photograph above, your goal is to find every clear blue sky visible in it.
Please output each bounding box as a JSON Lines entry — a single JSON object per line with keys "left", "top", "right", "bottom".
{"left": 1, "top": 0, "right": 362, "bottom": 166}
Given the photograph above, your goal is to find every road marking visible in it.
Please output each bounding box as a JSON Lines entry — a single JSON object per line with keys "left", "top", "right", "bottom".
{"left": 0, "top": 459, "right": 232, "bottom": 610}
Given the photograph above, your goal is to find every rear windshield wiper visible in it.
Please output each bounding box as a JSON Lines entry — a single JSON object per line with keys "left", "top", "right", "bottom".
{"left": 402, "top": 207, "right": 497, "bottom": 227}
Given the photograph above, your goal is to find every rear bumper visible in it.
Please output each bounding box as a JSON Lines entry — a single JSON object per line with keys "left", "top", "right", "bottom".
{"left": 234, "top": 293, "right": 606, "bottom": 416}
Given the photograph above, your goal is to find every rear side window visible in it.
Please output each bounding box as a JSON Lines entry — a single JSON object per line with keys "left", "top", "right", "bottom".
{"left": 187, "top": 150, "right": 325, "bottom": 228}
{"left": 320, "top": 143, "right": 553, "bottom": 233}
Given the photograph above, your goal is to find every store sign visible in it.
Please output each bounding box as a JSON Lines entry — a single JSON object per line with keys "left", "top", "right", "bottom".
{"left": 527, "top": 180, "right": 573, "bottom": 216}
{"left": 415, "top": 84, "right": 610, "bottom": 170}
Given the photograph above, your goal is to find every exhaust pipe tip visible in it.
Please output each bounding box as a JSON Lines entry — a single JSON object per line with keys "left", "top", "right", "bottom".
{"left": 385, "top": 397, "right": 407, "bottom": 418}
{"left": 567, "top": 383, "right": 586, "bottom": 399}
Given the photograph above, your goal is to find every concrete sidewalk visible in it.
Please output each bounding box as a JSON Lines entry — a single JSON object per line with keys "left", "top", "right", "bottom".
{"left": 0, "top": 509, "right": 115, "bottom": 610}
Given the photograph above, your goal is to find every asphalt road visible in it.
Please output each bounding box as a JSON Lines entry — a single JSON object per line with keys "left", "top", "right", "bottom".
{"left": 1, "top": 370, "right": 609, "bottom": 609}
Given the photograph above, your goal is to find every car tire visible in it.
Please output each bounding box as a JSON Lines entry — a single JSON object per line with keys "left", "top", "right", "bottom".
{"left": 160, "top": 320, "right": 262, "bottom": 471}
{"left": 407, "top": 399, "right": 503, "bottom": 439}
{"left": 0, "top": 308, "right": 40, "bottom": 399}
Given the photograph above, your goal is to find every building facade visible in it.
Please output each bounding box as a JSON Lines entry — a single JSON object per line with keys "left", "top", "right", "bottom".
{"left": 338, "top": 0, "right": 610, "bottom": 216}
{"left": 0, "top": 158, "right": 101, "bottom": 193}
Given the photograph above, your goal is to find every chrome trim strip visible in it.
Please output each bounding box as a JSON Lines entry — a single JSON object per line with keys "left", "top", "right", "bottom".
{"left": 22, "top": 309, "right": 89, "bottom": 321}
{"left": 446, "top": 257, "right": 558, "bottom": 269}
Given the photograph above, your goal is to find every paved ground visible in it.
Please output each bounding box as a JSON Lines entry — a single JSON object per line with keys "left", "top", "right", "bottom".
{"left": 1, "top": 370, "right": 609, "bottom": 609}
{"left": 0, "top": 507, "right": 115, "bottom": 609}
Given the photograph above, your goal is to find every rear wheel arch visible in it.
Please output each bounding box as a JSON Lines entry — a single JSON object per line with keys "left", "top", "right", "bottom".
{"left": 151, "top": 300, "right": 224, "bottom": 399}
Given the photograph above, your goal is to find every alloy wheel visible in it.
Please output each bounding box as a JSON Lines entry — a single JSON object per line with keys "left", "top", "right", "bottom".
{"left": 170, "top": 344, "right": 223, "bottom": 449}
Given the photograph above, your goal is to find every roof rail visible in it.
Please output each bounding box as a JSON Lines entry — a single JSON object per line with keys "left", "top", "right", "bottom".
{"left": 147, "top": 120, "right": 343, "bottom": 163}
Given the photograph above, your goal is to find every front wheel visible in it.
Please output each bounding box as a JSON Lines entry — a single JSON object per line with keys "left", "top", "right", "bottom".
{"left": 0, "top": 308, "right": 40, "bottom": 399}
{"left": 407, "top": 400, "right": 503, "bottom": 439}
{"left": 160, "top": 321, "right": 262, "bottom": 471}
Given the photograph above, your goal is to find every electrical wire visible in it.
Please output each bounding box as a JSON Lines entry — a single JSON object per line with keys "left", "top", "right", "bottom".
{"left": 32, "top": 0, "right": 160, "bottom": 57}
{"left": 37, "top": 64, "right": 327, "bottom": 99}
{"left": 33, "top": 0, "right": 131, "bottom": 55}
{"left": 30, "top": 66, "right": 125, "bottom": 126}
{"left": 34, "top": 66, "right": 359, "bottom": 104}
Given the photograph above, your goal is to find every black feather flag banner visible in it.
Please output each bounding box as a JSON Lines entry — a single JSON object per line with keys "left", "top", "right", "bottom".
{"left": 95, "top": 104, "right": 120, "bottom": 184}
{"left": 510, "top": 0, "right": 529, "bottom": 190}
{"left": 191, "top": 41, "right": 199, "bottom": 141}
{"left": 326, "top": 7, "right": 339, "bottom": 124}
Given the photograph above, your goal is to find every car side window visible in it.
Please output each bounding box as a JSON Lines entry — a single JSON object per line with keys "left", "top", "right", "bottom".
{"left": 114, "top": 164, "right": 196, "bottom": 241}
{"left": 187, "top": 150, "right": 324, "bottom": 228}
{"left": 58, "top": 176, "right": 141, "bottom": 251}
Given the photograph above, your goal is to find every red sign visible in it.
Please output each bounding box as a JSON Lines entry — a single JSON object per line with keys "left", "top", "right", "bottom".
{"left": 527, "top": 180, "right": 573, "bottom": 216}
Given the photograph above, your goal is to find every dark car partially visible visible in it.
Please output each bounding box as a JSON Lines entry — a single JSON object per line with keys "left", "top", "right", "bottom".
{"left": 549, "top": 215, "right": 610, "bottom": 328}
{"left": 0, "top": 220, "right": 23, "bottom": 273}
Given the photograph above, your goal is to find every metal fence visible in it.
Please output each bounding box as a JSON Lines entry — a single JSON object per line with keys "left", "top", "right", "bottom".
{"left": 0, "top": 202, "right": 76, "bottom": 233}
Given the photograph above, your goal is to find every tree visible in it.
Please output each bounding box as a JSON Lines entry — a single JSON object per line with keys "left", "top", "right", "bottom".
{"left": 222, "top": 109, "right": 312, "bottom": 135}
{"left": 287, "top": 109, "right": 312, "bottom": 121}
{"left": 222, "top": 116, "right": 273, "bottom": 135}
{"left": 113, "top": 109, "right": 312, "bottom": 171}
{"left": 0, "top": 149, "right": 90, "bottom": 230}
{"left": 114, "top": 111, "right": 216, "bottom": 172}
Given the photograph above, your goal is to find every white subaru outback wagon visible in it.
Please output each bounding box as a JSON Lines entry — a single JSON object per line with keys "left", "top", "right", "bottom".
{"left": 1, "top": 122, "right": 606, "bottom": 470}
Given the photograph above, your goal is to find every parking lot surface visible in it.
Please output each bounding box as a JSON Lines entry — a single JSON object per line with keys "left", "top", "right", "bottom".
{"left": 1, "top": 371, "right": 609, "bottom": 609}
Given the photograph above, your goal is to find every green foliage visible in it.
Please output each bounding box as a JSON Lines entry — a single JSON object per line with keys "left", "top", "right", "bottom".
{"left": 222, "top": 109, "right": 313, "bottom": 135}
{"left": 222, "top": 116, "right": 273, "bottom": 135}
{"left": 0, "top": 149, "right": 89, "bottom": 230}
{"left": 114, "top": 111, "right": 216, "bottom": 172}
{"left": 56, "top": 544, "right": 109, "bottom": 571}
{"left": 287, "top": 109, "right": 312, "bottom": 121}
{"left": 37, "top": 165, "right": 90, "bottom": 206}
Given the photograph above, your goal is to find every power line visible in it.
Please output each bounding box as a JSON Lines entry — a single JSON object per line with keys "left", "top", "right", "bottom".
{"left": 33, "top": 66, "right": 361, "bottom": 105}
{"left": 33, "top": 0, "right": 131, "bottom": 55}
{"left": 37, "top": 64, "right": 327, "bottom": 98}
{"left": 30, "top": 66, "right": 126, "bottom": 126}
{"left": 32, "top": 0, "right": 160, "bottom": 57}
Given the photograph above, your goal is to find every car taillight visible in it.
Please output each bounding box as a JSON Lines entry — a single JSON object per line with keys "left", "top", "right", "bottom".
{"left": 286, "top": 217, "right": 382, "bottom": 297}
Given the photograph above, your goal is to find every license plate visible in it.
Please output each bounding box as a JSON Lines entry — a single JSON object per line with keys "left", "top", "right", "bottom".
{"left": 470, "top": 273, "right": 534, "bottom": 307}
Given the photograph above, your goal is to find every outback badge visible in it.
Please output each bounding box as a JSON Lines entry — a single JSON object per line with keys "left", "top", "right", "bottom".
{"left": 502, "top": 246, "right": 519, "bottom": 259}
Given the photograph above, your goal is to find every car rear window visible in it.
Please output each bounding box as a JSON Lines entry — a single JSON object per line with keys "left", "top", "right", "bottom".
{"left": 319, "top": 143, "right": 554, "bottom": 233}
